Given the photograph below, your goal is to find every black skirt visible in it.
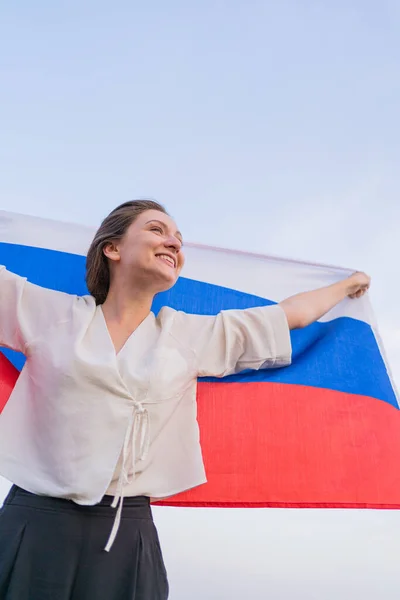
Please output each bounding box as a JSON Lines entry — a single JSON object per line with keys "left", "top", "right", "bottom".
{"left": 0, "top": 485, "right": 169, "bottom": 600}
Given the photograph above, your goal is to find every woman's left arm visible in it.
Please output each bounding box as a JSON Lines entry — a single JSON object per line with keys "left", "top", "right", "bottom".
{"left": 279, "top": 271, "right": 371, "bottom": 330}
{"left": 167, "top": 271, "right": 370, "bottom": 378}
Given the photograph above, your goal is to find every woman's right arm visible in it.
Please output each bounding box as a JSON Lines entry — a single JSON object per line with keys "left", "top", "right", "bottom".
{"left": 0, "top": 266, "right": 75, "bottom": 353}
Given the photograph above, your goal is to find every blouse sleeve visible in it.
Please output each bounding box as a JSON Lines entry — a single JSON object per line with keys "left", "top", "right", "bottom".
{"left": 171, "top": 304, "right": 292, "bottom": 378}
{"left": 0, "top": 265, "right": 75, "bottom": 353}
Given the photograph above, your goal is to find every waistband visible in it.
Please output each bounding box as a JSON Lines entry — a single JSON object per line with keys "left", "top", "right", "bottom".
{"left": 4, "top": 485, "right": 152, "bottom": 520}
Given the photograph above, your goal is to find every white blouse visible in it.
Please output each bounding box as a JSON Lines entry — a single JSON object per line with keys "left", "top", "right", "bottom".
{"left": 0, "top": 265, "right": 292, "bottom": 549}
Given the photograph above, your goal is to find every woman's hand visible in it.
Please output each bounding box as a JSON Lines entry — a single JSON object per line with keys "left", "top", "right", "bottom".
{"left": 346, "top": 272, "right": 371, "bottom": 299}
{"left": 280, "top": 271, "right": 372, "bottom": 329}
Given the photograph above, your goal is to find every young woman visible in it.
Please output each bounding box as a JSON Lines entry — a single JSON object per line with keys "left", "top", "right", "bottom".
{"left": 0, "top": 200, "right": 370, "bottom": 599}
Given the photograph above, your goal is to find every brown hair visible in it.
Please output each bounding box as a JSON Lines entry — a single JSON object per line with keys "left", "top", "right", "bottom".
{"left": 85, "top": 199, "right": 168, "bottom": 305}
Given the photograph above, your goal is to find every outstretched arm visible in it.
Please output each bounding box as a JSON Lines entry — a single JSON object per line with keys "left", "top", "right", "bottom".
{"left": 279, "top": 271, "right": 371, "bottom": 330}
{"left": 0, "top": 266, "right": 75, "bottom": 352}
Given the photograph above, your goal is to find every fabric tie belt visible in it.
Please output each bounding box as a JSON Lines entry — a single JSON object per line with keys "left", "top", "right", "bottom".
{"left": 105, "top": 401, "right": 150, "bottom": 552}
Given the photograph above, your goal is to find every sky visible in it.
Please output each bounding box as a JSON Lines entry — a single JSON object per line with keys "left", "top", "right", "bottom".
{"left": 1, "top": 1, "right": 400, "bottom": 598}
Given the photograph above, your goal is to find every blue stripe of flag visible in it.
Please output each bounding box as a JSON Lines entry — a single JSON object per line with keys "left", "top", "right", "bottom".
{"left": 0, "top": 243, "right": 397, "bottom": 408}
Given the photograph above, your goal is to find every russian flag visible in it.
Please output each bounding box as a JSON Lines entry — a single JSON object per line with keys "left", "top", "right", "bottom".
{"left": 1, "top": 210, "right": 399, "bottom": 596}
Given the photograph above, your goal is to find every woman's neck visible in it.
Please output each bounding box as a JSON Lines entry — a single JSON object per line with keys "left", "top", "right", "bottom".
{"left": 101, "top": 284, "right": 154, "bottom": 327}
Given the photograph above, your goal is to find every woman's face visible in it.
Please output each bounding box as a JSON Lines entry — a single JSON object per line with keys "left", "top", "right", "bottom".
{"left": 104, "top": 209, "right": 185, "bottom": 293}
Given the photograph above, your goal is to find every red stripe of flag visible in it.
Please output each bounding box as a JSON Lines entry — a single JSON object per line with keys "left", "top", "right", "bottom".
{"left": 0, "top": 354, "right": 18, "bottom": 413}
{"left": 158, "top": 381, "right": 400, "bottom": 508}
{"left": 2, "top": 356, "right": 399, "bottom": 508}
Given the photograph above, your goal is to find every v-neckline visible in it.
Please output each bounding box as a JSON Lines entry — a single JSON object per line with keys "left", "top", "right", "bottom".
{"left": 98, "top": 305, "right": 152, "bottom": 358}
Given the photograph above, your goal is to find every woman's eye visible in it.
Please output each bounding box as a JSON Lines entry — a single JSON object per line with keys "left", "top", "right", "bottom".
{"left": 151, "top": 227, "right": 163, "bottom": 234}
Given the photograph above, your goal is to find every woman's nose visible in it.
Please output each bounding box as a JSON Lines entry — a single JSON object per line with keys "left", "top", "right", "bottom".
{"left": 165, "top": 235, "right": 182, "bottom": 251}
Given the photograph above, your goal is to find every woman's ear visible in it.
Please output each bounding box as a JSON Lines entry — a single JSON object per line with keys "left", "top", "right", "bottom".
{"left": 102, "top": 241, "right": 121, "bottom": 263}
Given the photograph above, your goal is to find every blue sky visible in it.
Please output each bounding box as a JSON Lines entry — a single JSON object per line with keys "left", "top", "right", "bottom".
{"left": 1, "top": 2, "right": 400, "bottom": 598}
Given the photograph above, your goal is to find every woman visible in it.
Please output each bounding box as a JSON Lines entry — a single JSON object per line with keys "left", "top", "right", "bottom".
{"left": 0, "top": 199, "right": 370, "bottom": 599}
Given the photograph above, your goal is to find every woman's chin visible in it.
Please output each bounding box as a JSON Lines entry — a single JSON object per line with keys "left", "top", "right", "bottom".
{"left": 152, "top": 272, "right": 179, "bottom": 293}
